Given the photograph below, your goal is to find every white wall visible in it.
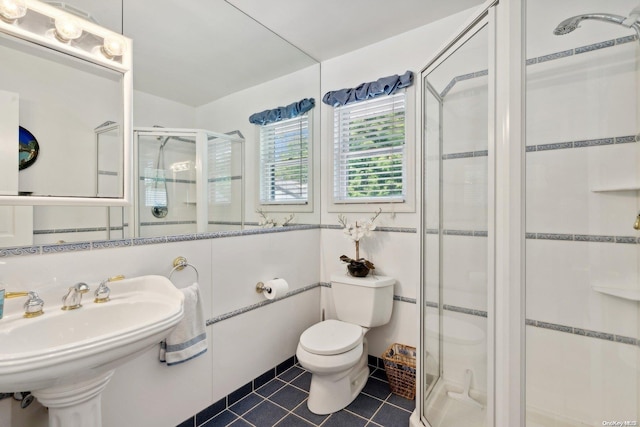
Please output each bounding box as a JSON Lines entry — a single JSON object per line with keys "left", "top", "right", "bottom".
{"left": 318, "top": 7, "right": 480, "bottom": 364}
{"left": 133, "top": 90, "right": 196, "bottom": 129}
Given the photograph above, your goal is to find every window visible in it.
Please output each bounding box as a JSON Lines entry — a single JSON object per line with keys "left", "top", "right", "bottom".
{"left": 333, "top": 91, "right": 406, "bottom": 203}
{"left": 208, "top": 139, "right": 232, "bottom": 205}
{"left": 259, "top": 114, "right": 309, "bottom": 204}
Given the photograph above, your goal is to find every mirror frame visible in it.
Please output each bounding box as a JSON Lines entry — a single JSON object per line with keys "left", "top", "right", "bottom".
{"left": 0, "top": 0, "right": 132, "bottom": 206}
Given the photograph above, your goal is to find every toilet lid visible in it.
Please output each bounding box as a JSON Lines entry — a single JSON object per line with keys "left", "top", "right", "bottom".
{"left": 299, "top": 319, "right": 363, "bottom": 356}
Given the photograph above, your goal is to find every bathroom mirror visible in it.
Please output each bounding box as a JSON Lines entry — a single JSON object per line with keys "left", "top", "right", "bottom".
{"left": 1, "top": 0, "right": 320, "bottom": 248}
{"left": 0, "top": 0, "right": 132, "bottom": 206}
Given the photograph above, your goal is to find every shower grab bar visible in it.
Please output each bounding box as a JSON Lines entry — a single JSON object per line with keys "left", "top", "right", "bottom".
{"left": 168, "top": 256, "right": 200, "bottom": 283}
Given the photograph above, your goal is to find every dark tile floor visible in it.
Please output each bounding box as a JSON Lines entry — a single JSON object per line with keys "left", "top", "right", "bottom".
{"left": 199, "top": 363, "right": 414, "bottom": 427}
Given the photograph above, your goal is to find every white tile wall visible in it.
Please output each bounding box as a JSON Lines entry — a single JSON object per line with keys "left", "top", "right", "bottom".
{"left": 527, "top": 326, "right": 639, "bottom": 425}
{"left": 442, "top": 157, "right": 488, "bottom": 232}
{"left": 526, "top": 43, "right": 638, "bottom": 146}
{"left": 320, "top": 228, "right": 419, "bottom": 301}
{"left": 526, "top": 144, "right": 640, "bottom": 236}
{"left": 210, "top": 289, "right": 319, "bottom": 403}
{"left": 442, "top": 235, "right": 488, "bottom": 312}
{"left": 526, "top": 239, "right": 639, "bottom": 339}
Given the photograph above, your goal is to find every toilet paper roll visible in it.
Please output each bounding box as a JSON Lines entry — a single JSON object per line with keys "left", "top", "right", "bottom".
{"left": 263, "top": 278, "right": 289, "bottom": 300}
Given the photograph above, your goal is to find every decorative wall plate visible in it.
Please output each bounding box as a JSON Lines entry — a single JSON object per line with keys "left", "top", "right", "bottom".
{"left": 18, "top": 126, "right": 39, "bottom": 170}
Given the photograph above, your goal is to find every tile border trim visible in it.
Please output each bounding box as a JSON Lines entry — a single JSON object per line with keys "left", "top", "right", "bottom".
{"left": 321, "top": 224, "right": 417, "bottom": 233}
{"left": 0, "top": 224, "right": 319, "bottom": 258}
{"left": 526, "top": 319, "right": 639, "bottom": 347}
{"left": 6, "top": 224, "right": 417, "bottom": 258}
{"left": 205, "top": 281, "right": 417, "bottom": 326}
{"left": 429, "top": 230, "right": 640, "bottom": 245}
{"left": 438, "top": 34, "right": 637, "bottom": 100}
{"left": 443, "top": 134, "right": 639, "bottom": 160}
{"left": 424, "top": 301, "right": 638, "bottom": 347}
{"left": 206, "top": 283, "right": 322, "bottom": 326}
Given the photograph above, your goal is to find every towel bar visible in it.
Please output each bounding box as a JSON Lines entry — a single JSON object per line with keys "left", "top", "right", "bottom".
{"left": 168, "top": 256, "right": 200, "bottom": 283}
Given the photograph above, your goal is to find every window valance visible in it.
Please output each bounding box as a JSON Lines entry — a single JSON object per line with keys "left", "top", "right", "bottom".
{"left": 322, "top": 70, "right": 413, "bottom": 107}
{"left": 249, "top": 98, "right": 315, "bottom": 125}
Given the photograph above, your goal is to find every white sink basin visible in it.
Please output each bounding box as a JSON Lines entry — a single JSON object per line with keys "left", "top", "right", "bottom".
{"left": 0, "top": 275, "right": 184, "bottom": 393}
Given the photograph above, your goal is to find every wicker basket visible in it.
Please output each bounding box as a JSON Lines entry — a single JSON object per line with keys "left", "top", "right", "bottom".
{"left": 381, "top": 343, "right": 416, "bottom": 400}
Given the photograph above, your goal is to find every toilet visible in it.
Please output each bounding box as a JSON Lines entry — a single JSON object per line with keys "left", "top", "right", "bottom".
{"left": 296, "top": 273, "right": 395, "bottom": 415}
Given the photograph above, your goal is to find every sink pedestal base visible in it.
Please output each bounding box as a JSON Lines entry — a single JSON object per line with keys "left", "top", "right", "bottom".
{"left": 32, "top": 370, "right": 114, "bottom": 427}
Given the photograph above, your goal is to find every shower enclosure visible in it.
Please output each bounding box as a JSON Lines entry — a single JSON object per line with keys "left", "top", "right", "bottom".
{"left": 417, "top": 0, "right": 640, "bottom": 425}
{"left": 132, "top": 128, "right": 244, "bottom": 238}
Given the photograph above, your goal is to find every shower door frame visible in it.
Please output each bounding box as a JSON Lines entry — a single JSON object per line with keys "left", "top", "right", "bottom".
{"left": 415, "top": 0, "right": 526, "bottom": 425}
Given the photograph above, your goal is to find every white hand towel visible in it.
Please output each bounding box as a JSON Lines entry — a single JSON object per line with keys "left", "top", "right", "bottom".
{"left": 159, "top": 282, "right": 207, "bottom": 366}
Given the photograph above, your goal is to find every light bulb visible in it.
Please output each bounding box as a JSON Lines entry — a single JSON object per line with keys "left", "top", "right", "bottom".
{"left": 0, "top": 0, "right": 27, "bottom": 22}
{"left": 54, "top": 16, "right": 82, "bottom": 42}
{"left": 101, "top": 35, "right": 125, "bottom": 59}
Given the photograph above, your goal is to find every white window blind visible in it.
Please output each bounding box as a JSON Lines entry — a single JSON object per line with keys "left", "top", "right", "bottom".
{"left": 333, "top": 91, "right": 406, "bottom": 203}
{"left": 208, "top": 140, "right": 232, "bottom": 205}
{"left": 259, "top": 115, "right": 309, "bottom": 204}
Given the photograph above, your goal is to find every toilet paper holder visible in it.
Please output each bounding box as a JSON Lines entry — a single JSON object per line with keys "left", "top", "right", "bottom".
{"left": 255, "top": 281, "right": 273, "bottom": 293}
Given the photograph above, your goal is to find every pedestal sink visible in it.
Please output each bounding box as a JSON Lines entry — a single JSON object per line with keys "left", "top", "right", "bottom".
{"left": 0, "top": 275, "right": 184, "bottom": 427}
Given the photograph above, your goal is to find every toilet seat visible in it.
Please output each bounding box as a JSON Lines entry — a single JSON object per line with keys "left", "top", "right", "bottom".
{"left": 299, "top": 319, "right": 363, "bottom": 355}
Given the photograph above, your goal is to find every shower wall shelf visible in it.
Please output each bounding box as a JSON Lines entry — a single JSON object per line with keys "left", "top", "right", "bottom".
{"left": 592, "top": 285, "right": 640, "bottom": 301}
{"left": 591, "top": 185, "right": 640, "bottom": 192}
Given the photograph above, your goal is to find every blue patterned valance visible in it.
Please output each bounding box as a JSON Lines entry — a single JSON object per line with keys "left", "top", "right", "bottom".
{"left": 249, "top": 98, "right": 315, "bottom": 125}
{"left": 322, "top": 71, "right": 413, "bottom": 107}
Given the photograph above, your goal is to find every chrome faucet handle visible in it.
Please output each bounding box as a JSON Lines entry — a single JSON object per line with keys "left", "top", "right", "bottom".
{"left": 94, "top": 275, "right": 124, "bottom": 303}
{"left": 61, "top": 282, "right": 89, "bottom": 311}
{"left": 5, "top": 291, "right": 44, "bottom": 318}
{"left": 23, "top": 291, "right": 44, "bottom": 318}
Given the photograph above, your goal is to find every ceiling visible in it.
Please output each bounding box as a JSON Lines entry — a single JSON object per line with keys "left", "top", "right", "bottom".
{"left": 226, "top": 0, "right": 485, "bottom": 62}
{"left": 54, "top": 0, "right": 485, "bottom": 107}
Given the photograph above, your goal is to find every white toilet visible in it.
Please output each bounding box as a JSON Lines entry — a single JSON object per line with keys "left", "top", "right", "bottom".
{"left": 296, "top": 273, "right": 395, "bottom": 415}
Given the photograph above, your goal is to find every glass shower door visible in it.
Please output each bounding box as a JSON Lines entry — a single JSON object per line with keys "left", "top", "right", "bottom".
{"left": 134, "top": 131, "right": 198, "bottom": 238}
{"left": 421, "top": 16, "right": 491, "bottom": 427}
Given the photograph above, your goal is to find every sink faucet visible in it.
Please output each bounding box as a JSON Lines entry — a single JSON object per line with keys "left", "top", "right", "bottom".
{"left": 0, "top": 291, "right": 45, "bottom": 319}
{"left": 94, "top": 275, "right": 125, "bottom": 303}
{"left": 61, "top": 283, "right": 89, "bottom": 311}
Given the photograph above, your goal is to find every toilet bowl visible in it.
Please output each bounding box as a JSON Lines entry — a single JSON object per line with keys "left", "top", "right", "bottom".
{"left": 296, "top": 319, "right": 370, "bottom": 415}
{"left": 297, "top": 274, "right": 395, "bottom": 415}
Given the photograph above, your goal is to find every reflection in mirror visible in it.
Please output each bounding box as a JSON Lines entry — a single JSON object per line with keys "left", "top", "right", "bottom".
{"left": 3, "top": 0, "right": 320, "bottom": 248}
{"left": 0, "top": 0, "right": 130, "bottom": 201}
{"left": 96, "top": 121, "right": 123, "bottom": 198}
{"left": 133, "top": 128, "right": 244, "bottom": 239}
{"left": 0, "top": 32, "right": 124, "bottom": 198}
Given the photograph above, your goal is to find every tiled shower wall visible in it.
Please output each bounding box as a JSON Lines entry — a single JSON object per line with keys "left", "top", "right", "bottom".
{"left": 524, "top": 23, "right": 640, "bottom": 422}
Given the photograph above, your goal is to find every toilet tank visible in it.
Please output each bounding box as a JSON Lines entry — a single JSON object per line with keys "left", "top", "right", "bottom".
{"left": 330, "top": 273, "right": 395, "bottom": 327}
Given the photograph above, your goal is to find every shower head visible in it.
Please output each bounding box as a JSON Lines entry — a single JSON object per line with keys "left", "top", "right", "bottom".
{"left": 553, "top": 13, "right": 640, "bottom": 37}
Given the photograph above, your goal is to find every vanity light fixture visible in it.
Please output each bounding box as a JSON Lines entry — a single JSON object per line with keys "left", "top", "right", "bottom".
{"left": 0, "top": 0, "right": 132, "bottom": 65}
{"left": 101, "top": 34, "right": 125, "bottom": 59}
{"left": 0, "top": 0, "right": 27, "bottom": 23}
{"left": 53, "top": 14, "right": 81, "bottom": 42}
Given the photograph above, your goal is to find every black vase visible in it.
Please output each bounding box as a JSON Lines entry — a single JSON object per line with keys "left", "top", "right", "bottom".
{"left": 347, "top": 261, "right": 370, "bottom": 277}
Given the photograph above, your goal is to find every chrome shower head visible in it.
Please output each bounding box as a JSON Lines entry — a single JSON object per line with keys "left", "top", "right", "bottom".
{"left": 553, "top": 16, "right": 584, "bottom": 35}
{"left": 553, "top": 13, "right": 640, "bottom": 37}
